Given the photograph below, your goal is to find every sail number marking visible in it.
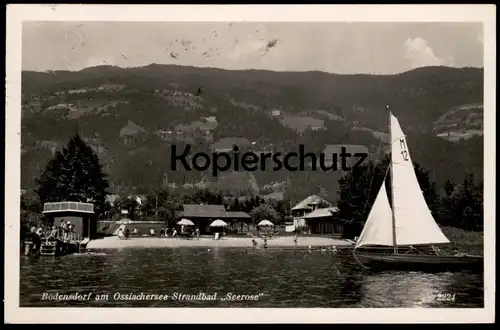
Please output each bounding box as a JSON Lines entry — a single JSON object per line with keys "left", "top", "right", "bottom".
{"left": 399, "top": 138, "right": 409, "bottom": 161}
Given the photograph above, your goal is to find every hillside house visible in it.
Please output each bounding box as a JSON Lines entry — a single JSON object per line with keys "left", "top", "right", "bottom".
{"left": 210, "top": 137, "right": 252, "bottom": 153}
{"left": 156, "top": 129, "right": 173, "bottom": 140}
{"left": 120, "top": 120, "right": 147, "bottom": 145}
{"left": 162, "top": 90, "right": 202, "bottom": 110}
{"left": 174, "top": 120, "right": 218, "bottom": 137}
{"left": 270, "top": 109, "right": 282, "bottom": 117}
{"left": 279, "top": 116, "right": 325, "bottom": 133}
{"left": 202, "top": 116, "right": 218, "bottom": 124}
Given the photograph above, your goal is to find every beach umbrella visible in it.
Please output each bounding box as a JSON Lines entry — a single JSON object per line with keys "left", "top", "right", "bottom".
{"left": 258, "top": 220, "right": 274, "bottom": 227}
{"left": 113, "top": 224, "right": 127, "bottom": 236}
{"left": 116, "top": 219, "right": 134, "bottom": 225}
{"left": 209, "top": 219, "right": 228, "bottom": 227}
{"left": 177, "top": 218, "right": 195, "bottom": 226}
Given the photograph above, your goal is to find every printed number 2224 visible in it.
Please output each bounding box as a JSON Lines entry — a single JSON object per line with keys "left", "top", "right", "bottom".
{"left": 436, "top": 293, "right": 456, "bottom": 302}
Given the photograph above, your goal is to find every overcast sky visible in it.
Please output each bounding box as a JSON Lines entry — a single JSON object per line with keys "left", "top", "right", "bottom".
{"left": 22, "top": 22, "right": 483, "bottom": 74}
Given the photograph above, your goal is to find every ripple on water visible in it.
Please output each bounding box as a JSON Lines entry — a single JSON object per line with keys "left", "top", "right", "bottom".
{"left": 20, "top": 248, "right": 484, "bottom": 308}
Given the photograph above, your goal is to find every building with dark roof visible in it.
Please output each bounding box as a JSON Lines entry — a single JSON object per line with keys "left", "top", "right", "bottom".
{"left": 289, "top": 196, "right": 344, "bottom": 236}
{"left": 120, "top": 120, "right": 147, "bottom": 145}
{"left": 180, "top": 204, "right": 251, "bottom": 234}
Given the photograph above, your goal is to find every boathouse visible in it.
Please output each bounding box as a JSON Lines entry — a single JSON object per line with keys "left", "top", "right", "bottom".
{"left": 42, "top": 201, "right": 97, "bottom": 239}
{"left": 179, "top": 204, "right": 251, "bottom": 234}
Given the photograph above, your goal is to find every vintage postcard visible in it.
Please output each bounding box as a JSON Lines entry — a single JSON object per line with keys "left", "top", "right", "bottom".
{"left": 5, "top": 4, "right": 495, "bottom": 324}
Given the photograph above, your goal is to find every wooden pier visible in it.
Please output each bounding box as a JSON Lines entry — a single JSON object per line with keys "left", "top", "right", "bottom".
{"left": 24, "top": 236, "right": 85, "bottom": 257}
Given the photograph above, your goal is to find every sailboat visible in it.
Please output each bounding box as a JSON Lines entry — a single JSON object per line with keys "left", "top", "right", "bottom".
{"left": 352, "top": 109, "right": 483, "bottom": 272}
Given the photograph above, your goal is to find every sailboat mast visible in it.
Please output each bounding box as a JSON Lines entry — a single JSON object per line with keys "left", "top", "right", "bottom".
{"left": 387, "top": 106, "right": 398, "bottom": 254}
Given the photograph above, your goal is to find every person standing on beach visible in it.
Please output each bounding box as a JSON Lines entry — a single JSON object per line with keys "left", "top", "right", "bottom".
{"left": 293, "top": 234, "right": 298, "bottom": 247}
{"left": 160, "top": 227, "right": 165, "bottom": 238}
{"left": 34, "top": 225, "right": 44, "bottom": 251}
{"left": 195, "top": 227, "right": 200, "bottom": 240}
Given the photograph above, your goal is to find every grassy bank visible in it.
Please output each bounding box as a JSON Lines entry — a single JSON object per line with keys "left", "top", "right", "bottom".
{"left": 441, "top": 226, "right": 484, "bottom": 255}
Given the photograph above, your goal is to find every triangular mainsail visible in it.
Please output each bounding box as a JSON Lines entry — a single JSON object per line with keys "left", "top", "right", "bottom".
{"left": 390, "top": 113, "right": 450, "bottom": 246}
{"left": 355, "top": 180, "right": 394, "bottom": 248}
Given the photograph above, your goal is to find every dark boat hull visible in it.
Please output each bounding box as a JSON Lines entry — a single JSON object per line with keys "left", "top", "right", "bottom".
{"left": 353, "top": 251, "right": 483, "bottom": 272}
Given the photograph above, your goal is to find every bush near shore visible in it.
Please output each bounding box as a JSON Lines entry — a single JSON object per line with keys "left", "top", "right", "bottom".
{"left": 440, "top": 226, "right": 484, "bottom": 255}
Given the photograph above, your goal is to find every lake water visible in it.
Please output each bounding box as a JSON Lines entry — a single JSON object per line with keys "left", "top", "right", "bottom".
{"left": 20, "top": 248, "right": 484, "bottom": 308}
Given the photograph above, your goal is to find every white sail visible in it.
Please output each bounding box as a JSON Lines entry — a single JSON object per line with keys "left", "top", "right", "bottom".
{"left": 355, "top": 180, "right": 394, "bottom": 248}
{"left": 390, "top": 113, "right": 450, "bottom": 245}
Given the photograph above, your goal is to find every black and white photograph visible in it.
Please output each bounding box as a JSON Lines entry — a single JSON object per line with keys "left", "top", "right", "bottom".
{"left": 5, "top": 4, "right": 495, "bottom": 324}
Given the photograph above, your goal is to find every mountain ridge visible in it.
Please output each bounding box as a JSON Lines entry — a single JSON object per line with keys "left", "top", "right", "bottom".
{"left": 21, "top": 64, "right": 484, "bottom": 201}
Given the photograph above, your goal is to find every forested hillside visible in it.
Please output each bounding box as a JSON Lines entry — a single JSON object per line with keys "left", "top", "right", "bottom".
{"left": 21, "top": 64, "right": 483, "bottom": 203}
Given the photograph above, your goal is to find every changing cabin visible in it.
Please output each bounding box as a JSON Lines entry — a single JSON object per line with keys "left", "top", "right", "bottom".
{"left": 42, "top": 201, "right": 96, "bottom": 239}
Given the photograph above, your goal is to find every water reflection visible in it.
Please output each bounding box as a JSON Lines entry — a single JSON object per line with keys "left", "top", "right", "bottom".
{"left": 19, "top": 248, "right": 483, "bottom": 308}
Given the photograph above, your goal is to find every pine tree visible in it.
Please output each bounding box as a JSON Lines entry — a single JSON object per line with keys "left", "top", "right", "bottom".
{"left": 35, "top": 134, "right": 109, "bottom": 218}
{"left": 232, "top": 197, "right": 240, "bottom": 211}
{"left": 454, "top": 174, "right": 483, "bottom": 230}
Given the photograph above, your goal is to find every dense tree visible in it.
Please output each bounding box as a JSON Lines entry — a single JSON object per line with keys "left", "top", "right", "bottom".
{"left": 249, "top": 204, "right": 280, "bottom": 225}
{"left": 113, "top": 197, "right": 140, "bottom": 220}
{"left": 35, "top": 134, "right": 109, "bottom": 218}
{"left": 440, "top": 174, "right": 483, "bottom": 231}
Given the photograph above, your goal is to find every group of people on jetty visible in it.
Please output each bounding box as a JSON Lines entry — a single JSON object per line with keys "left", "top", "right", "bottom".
{"left": 23, "top": 220, "right": 77, "bottom": 251}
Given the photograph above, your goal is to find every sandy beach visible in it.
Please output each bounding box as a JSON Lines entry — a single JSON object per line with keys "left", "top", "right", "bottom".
{"left": 86, "top": 235, "right": 353, "bottom": 249}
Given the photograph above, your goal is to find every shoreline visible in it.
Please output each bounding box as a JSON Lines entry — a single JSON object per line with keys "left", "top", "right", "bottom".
{"left": 86, "top": 236, "right": 353, "bottom": 249}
